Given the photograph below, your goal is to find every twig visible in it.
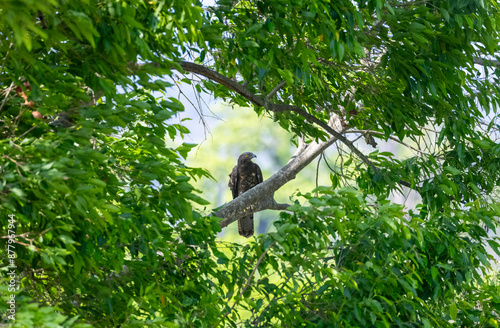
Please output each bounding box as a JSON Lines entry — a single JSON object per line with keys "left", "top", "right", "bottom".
{"left": 0, "top": 82, "right": 15, "bottom": 112}
{"left": 322, "top": 154, "right": 353, "bottom": 182}
{"left": 391, "top": 0, "right": 429, "bottom": 7}
{"left": 2, "top": 155, "right": 25, "bottom": 168}
{"left": 6, "top": 239, "right": 39, "bottom": 250}
{"left": 251, "top": 267, "right": 297, "bottom": 325}
{"left": 15, "top": 125, "right": 38, "bottom": 141}
{"left": 345, "top": 130, "right": 434, "bottom": 156}
{"left": 315, "top": 152, "right": 322, "bottom": 195}
{"left": 1, "top": 227, "right": 52, "bottom": 240}
{"left": 172, "top": 77, "right": 211, "bottom": 137}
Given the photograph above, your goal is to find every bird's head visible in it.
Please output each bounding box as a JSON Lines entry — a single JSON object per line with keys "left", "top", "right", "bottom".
{"left": 238, "top": 152, "right": 257, "bottom": 163}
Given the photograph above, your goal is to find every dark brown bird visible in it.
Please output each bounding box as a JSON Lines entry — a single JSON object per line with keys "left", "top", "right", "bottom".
{"left": 228, "top": 152, "right": 263, "bottom": 238}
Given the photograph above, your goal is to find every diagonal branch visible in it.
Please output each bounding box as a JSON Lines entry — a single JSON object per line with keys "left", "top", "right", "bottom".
{"left": 216, "top": 135, "right": 339, "bottom": 226}
{"left": 179, "top": 61, "right": 265, "bottom": 107}
{"left": 473, "top": 57, "right": 500, "bottom": 68}
{"left": 178, "top": 61, "right": 376, "bottom": 170}
{"left": 266, "top": 80, "right": 286, "bottom": 100}
{"left": 224, "top": 241, "right": 276, "bottom": 317}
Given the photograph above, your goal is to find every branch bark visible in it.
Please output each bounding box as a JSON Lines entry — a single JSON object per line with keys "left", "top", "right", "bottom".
{"left": 178, "top": 61, "right": 265, "bottom": 107}
{"left": 175, "top": 61, "right": 419, "bottom": 224}
{"left": 266, "top": 80, "right": 286, "bottom": 100}
{"left": 473, "top": 57, "right": 500, "bottom": 68}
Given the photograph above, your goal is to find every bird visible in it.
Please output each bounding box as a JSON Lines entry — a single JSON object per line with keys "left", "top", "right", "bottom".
{"left": 228, "top": 152, "right": 263, "bottom": 238}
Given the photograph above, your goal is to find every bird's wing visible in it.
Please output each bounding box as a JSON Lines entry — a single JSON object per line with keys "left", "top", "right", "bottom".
{"left": 228, "top": 165, "right": 239, "bottom": 199}
{"left": 255, "top": 163, "right": 263, "bottom": 184}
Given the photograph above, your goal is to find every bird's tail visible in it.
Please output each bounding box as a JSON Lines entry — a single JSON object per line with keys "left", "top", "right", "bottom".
{"left": 238, "top": 215, "right": 254, "bottom": 238}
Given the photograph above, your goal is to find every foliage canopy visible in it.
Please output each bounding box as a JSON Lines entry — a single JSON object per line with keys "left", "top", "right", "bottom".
{"left": 1, "top": 0, "right": 500, "bottom": 327}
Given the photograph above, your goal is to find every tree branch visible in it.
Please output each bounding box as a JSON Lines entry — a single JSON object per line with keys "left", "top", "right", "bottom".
{"left": 224, "top": 241, "right": 276, "bottom": 318}
{"left": 175, "top": 61, "right": 420, "bottom": 223}
{"left": 216, "top": 136, "right": 339, "bottom": 227}
{"left": 178, "top": 61, "right": 266, "bottom": 107}
{"left": 346, "top": 130, "right": 434, "bottom": 156}
{"left": 390, "top": 0, "right": 429, "bottom": 7}
{"left": 266, "top": 80, "right": 286, "bottom": 100}
{"left": 0, "top": 82, "right": 15, "bottom": 113}
{"left": 473, "top": 57, "right": 500, "bottom": 67}
{"left": 178, "top": 61, "right": 376, "bottom": 170}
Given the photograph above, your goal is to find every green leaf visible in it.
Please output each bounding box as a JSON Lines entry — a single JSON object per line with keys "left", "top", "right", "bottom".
{"left": 338, "top": 43, "right": 345, "bottom": 60}
{"left": 10, "top": 187, "right": 26, "bottom": 199}
{"left": 162, "top": 99, "right": 184, "bottom": 112}
{"left": 472, "top": 139, "right": 491, "bottom": 149}
{"left": 443, "top": 166, "right": 460, "bottom": 175}
{"left": 439, "top": 184, "right": 453, "bottom": 195}
{"left": 431, "top": 266, "right": 438, "bottom": 281}
{"left": 176, "top": 143, "right": 197, "bottom": 159}
{"left": 246, "top": 23, "right": 263, "bottom": 34}
{"left": 385, "top": 3, "right": 395, "bottom": 15}
{"left": 64, "top": 10, "right": 99, "bottom": 48}
{"left": 402, "top": 226, "right": 411, "bottom": 239}
{"left": 409, "top": 22, "right": 426, "bottom": 32}
{"left": 468, "top": 182, "right": 481, "bottom": 195}
{"left": 241, "top": 40, "right": 259, "bottom": 48}
{"left": 277, "top": 68, "right": 294, "bottom": 85}
{"left": 487, "top": 240, "right": 500, "bottom": 256}
{"left": 185, "top": 192, "right": 210, "bottom": 205}
{"left": 103, "top": 204, "right": 120, "bottom": 212}
{"left": 89, "top": 178, "right": 107, "bottom": 187}
{"left": 436, "top": 263, "right": 453, "bottom": 270}
{"left": 58, "top": 235, "right": 76, "bottom": 245}
{"left": 450, "top": 302, "right": 457, "bottom": 320}
{"left": 440, "top": 8, "right": 450, "bottom": 22}
{"left": 475, "top": 250, "right": 489, "bottom": 265}
{"left": 412, "top": 32, "right": 428, "bottom": 44}
{"left": 156, "top": 110, "right": 174, "bottom": 121}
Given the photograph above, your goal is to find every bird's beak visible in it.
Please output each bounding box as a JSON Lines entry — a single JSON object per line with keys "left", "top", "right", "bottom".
{"left": 252, "top": 154, "right": 257, "bottom": 158}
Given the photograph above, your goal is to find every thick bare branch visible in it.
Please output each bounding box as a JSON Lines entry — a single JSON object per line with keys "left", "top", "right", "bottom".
{"left": 473, "top": 57, "right": 500, "bottom": 67}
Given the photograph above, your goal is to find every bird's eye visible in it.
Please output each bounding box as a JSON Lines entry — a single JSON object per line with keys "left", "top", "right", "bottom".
{"left": 245, "top": 154, "right": 248, "bottom": 157}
